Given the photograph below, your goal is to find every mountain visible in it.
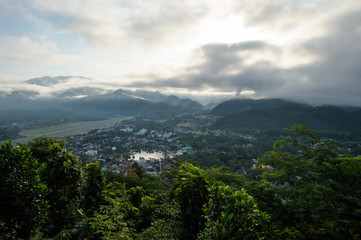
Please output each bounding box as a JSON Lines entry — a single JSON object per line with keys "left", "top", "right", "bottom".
{"left": 212, "top": 105, "right": 361, "bottom": 137}
{"left": 119, "top": 90, "right": 205, "bottom": 112}
{"left": 55, "top": 87, "right": 108, "bottom": 98}
{"left": 209, "top": 98, "right": 303, "bottom": 116}
{"left": 161, "top": 95, "right": 205, "bottom": 112}
{"left": 26, "top": 76, "right": 89, "bottom": 86}
{"left": 0, "top": 85, "right": 205, "bottom": 126}
{"left": 205, "top": 102, "right": 221, "bottom": 110}
{"left": 132, "top": 90, "right": 167, "bottom": 102}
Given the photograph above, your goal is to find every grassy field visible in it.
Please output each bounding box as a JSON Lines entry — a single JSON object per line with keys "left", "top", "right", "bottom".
{"left": 176, "top": 122, "right": 194, "bottom": 128}
{"left": 12, "top": 116, "right": 130, "bottom": 143}
{"left": 186, "top": 130, "right": 248, "bottom": 139}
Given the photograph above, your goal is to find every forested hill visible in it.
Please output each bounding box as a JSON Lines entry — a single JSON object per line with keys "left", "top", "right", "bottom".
{"left": 212, "top": 105, "right": 361, "bottom": 136}
{"left": 209, "top": 98, "right": 303, "bottom": 116}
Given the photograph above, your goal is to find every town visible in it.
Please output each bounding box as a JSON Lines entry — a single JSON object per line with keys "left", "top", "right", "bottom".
{"left": 64, "top": 117, "right": 260, "bottom": 176}
{"left": 66, "top": 121, "right": 197, "bottom": 175}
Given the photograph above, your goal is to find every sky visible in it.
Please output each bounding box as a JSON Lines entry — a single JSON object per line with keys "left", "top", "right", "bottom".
{"left": 0, "top": 0, "right": 360, "bottom": 106}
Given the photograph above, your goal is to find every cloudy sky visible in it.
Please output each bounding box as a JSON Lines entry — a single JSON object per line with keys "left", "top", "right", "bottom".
{"left": 0, "top": 0, "right": 360, "bottom": 105}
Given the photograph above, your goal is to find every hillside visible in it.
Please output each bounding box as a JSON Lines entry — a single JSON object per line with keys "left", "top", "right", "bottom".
{"left": 209, "top": 98, "right": 303, "bottom": 116}
{"left": 212, "top": 105, "right": 361, "bottom": 136}
{"left": 0, "top": 86, "right": 205, "bottom": 127}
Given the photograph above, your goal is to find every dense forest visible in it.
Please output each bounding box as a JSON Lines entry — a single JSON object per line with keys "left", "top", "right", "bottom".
{"left": 1, "top": 125, "right": 361, "bottom": 240}
{"left": 211, "top": 105, "right": 361, "bottom": 139}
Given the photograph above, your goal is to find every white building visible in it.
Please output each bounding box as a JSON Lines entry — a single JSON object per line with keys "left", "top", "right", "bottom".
{"left": 85, "top": 150, "right": 98, "bottom": 157}
{"left": 138, "top": 128, "right": 147, "bottom": 135}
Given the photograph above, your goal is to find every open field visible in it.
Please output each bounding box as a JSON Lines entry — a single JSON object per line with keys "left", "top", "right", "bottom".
{"left": 10, "top": 116, "right": 131, "bottom": 144}
{"left": 176, "top": 122, "right": 194, "bottom": 128}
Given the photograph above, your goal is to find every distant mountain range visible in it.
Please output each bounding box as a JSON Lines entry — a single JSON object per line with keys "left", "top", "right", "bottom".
{"left": 209, "top": 98, "right": 361, "bottom": 138}
{"left": 0, "top": 76, "right": 205, "bottom": 125}
{"left": 3, "top": 76, "right": 361, "bottom": 139}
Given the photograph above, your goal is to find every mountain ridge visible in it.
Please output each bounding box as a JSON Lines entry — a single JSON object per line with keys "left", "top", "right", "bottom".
{"left": 211, "top": 104, "right": 361, "bottom": 137}
{"left": 209, "top": 98, "right": 306, "bottom": 116}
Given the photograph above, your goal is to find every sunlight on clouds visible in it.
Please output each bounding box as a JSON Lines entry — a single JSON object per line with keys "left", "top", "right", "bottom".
{"left": 15, "top": 0, "right": 334, "bottom": 78}
{"left": 239, "top": 90, "right": 256, "bottom": 96}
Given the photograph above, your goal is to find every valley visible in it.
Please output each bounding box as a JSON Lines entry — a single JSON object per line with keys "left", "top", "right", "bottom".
{"left": 10, "top": 116, "right": 130, "bottom": 144}
{"left": 2, "top": 83, "right": 361, "bottom": 239}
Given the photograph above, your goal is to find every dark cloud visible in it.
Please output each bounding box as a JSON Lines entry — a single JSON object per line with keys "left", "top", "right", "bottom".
{"left": 125, "top": 40, "right": 285, "bottom": 93}
{"left": 289, "top": 9, "right": 361, "bottom": 105}
{"left": 194, "top": 41, "right": 271, "bottom": 75}
{"left": 237, "top": 0, "right": 331, "bottom": 31}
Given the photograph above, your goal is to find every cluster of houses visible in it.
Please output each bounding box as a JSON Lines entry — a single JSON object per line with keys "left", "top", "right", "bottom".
{"left": 66, "top": 123, "right": 194, "bottom": 174}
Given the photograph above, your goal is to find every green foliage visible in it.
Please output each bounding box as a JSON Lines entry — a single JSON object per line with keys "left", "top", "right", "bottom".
{"left": 0, "top": 142, "right": 47, "bottom": 239}
{"left": 89, "top": 204, "right": 133, "bottom": 240}
{"left": 129, "top": 161, "right": 146, "bottom": 179}
{"left": 127, "top": 186, "right": 145, "bottom": 209}
{"left": 172, "top": 163, "right": 210, "bottom": 240}
{"left": 125, "top": 186, "right": 157, "bottom": 231}
{"left": 82, "top": 161, "right": 106, "bottom": 217}
{"left": 137, "top": 219, "right": 182, "bottom": 240}
{"left": 28, "top": 137, "right": 82, "bottom": 237}
{"left": 137, "top": 195, "right": 156, "bottom": 231}
{"left": 137, "top": 195, "right": 182, "bottom": 239}
{"left": 105, "top": 169, "right": 169, "bottom": 194}
{"left": 260, "top": 124, "right": 361, "bottom": 239}
{"left": 88, "top": 182, "right": 136, "bottom": 239}
{"left": 203, "top": 167, "right": 284, "bottom": 220}
{"left": 198, "top": 184, "right": 277, "bottom": 240}
{"left": 0, "top": 126, "right": 20, "bottom": 141}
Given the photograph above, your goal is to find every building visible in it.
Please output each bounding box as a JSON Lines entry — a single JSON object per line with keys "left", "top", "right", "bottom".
{"left": 85, "top": 150, "right": 98, "bottom": 157}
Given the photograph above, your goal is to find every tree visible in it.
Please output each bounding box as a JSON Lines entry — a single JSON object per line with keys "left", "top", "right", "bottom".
{"left": 82, "top": 161, "right": 106, "bottom": 217}
{"left": 203, "top": 167, "right": 284, "bottom": 221}
{"left": 88, "top": 182, "right": 135, "bottom": 240}
{"left": 172, "top": 163, "right": 209, "bottom": 240}
{"left": 129, "top": 161, "right": 145, "bottom": 179}
{"left": 198, "top": 184, "right": 277, "bottom": 240}
{"left": 260, "top": 124, "right": 361, "bottom": 239}
{"left": 0, "top": 142, "right": 47, "bottom": 239}
{"left": 28, "top": 137, "right": 81, "bottom": 237}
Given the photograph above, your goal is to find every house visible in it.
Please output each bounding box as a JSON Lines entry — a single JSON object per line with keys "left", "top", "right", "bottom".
{"left": 85, "top": 150, "right": 98, "bottom": 157}
{"left": 175, "top": 128, "right": 185, "bottom": 133}
{"left": 252, "top": 159, "right": 273, "bottom": 170}
{"left": 121, "top": 161, "right": 135, "bottom": 175}
{"left": 182, "top": 146, "right": 194, "bottom": 155}
{"left": 162, "top": 132, "right": 173, "bottom": 139}
{"left": 121, "top": 127, "right": 133, "bottom": 133}
{"left": 72, "top": 138, "right": 83, "bottom": 143}
{"left": 137, "top": 128, "right": 147, "bottom": 136}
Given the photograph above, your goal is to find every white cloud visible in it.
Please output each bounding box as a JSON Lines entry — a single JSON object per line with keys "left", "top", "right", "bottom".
{"left": 0, "top": 35, "right": 60, "bottom": 64}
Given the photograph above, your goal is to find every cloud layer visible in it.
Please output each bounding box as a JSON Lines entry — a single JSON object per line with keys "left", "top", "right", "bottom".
{"left": 0, "top": 0, "right": 360, "bottom": 106}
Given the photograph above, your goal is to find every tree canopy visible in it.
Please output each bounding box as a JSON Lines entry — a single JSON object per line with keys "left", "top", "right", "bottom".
{"left": 1, "top": 125, "right": 361, "bottom": 239}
